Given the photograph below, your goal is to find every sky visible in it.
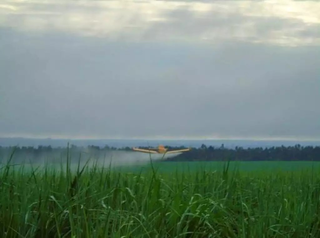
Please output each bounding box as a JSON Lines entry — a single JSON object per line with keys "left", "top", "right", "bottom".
{"left": 0, "top": 0, "right": 320, "bottom": 140}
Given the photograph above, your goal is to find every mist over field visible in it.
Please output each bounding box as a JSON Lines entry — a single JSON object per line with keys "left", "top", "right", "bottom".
{"left": 0, "top": 147, "right": 181, "bottom": 170}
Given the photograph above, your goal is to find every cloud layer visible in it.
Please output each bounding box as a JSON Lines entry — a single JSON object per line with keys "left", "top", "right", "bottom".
{"left": 0, "top": 0, "right": 319, "bottom": 140}
{"left": 0, "top": 0, "right": 320, "bottom": 46}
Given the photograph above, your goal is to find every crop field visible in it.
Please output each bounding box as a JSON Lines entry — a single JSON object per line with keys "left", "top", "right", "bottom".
{"left": 1, "top": 155, "right": 320, "bottom": 237}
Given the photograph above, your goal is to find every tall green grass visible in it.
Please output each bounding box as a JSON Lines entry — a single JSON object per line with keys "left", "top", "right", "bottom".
{"left": 1, "top": 153, "right": 320, "bottom": 237}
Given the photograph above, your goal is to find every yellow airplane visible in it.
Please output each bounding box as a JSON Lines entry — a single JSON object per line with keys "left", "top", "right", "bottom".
{"left": 132, "top": 145, "right": 191, "bottom": 154}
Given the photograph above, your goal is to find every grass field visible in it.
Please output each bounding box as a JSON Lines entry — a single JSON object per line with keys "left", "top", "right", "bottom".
{"left": 1, "top": 155, "right": 320, "bottom": 237}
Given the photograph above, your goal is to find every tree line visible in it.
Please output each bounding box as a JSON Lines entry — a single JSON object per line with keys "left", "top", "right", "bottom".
{"left": 165, "top": 144, "right": 320, "bottom": 161}
{"left": 0, "top": 144, "right": 319, "bottom": 162}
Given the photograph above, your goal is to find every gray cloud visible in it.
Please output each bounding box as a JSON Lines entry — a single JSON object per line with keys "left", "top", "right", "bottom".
{"left": 1, "top": 0, "right": 320, "bottom": 46}
{"left": 1, "top": 28, "right": 319, "bottom": 139}
{"left": 0, "top": 0, "right": 320, "bottom": 140}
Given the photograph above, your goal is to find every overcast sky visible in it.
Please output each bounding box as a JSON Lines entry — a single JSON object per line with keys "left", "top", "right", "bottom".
{"left": 0, "top": 0, "right": 319, "bottom": 140}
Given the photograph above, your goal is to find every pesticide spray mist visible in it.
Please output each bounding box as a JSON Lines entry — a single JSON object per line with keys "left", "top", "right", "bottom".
{"left": 1, "top": 148, "right": 181, "bottom": 171}
{"left": 77, "top": 150, "right": 181, "bottom": 168}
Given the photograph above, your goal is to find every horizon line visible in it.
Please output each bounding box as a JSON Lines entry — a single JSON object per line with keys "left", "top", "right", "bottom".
{"left": 1, "top": 136, "right": 320, "bottom": 142}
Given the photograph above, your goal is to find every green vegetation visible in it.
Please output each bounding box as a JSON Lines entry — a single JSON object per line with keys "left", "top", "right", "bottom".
{"left": 1, "top": 154, "right": 320, "bottom": 237}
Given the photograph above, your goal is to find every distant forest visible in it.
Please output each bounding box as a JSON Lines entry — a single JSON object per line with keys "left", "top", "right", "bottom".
{"left": 0, "top": 144, "right": 320, "bottom": 161}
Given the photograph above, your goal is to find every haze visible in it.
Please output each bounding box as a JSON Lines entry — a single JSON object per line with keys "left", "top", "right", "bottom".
{"left": 1, "top": 0, "right": 320, "bottom": 140}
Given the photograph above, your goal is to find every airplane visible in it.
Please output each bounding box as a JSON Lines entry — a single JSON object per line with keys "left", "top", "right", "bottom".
{"left": 132, "top": 145, "right": 191, "bottom": 154}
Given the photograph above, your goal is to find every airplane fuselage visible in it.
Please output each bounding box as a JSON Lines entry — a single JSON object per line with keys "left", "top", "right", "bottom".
{"left": 157, "top": 145, "right": 168, "bottom": 153}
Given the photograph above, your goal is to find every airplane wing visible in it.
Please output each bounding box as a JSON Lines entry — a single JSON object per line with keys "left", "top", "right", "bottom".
{"left": 165, "top": 148, "right": 191, "bottom": 154}
{"left": 132, "top": 147, "right": 158, "bottom": 154}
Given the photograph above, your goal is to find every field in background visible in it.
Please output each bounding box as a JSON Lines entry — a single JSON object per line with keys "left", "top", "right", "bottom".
{"left": 117, "top": 160, "right": 320, "bottom": 173}
{"left": 1, "top": 156, "right": 320, "bottom": 237}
